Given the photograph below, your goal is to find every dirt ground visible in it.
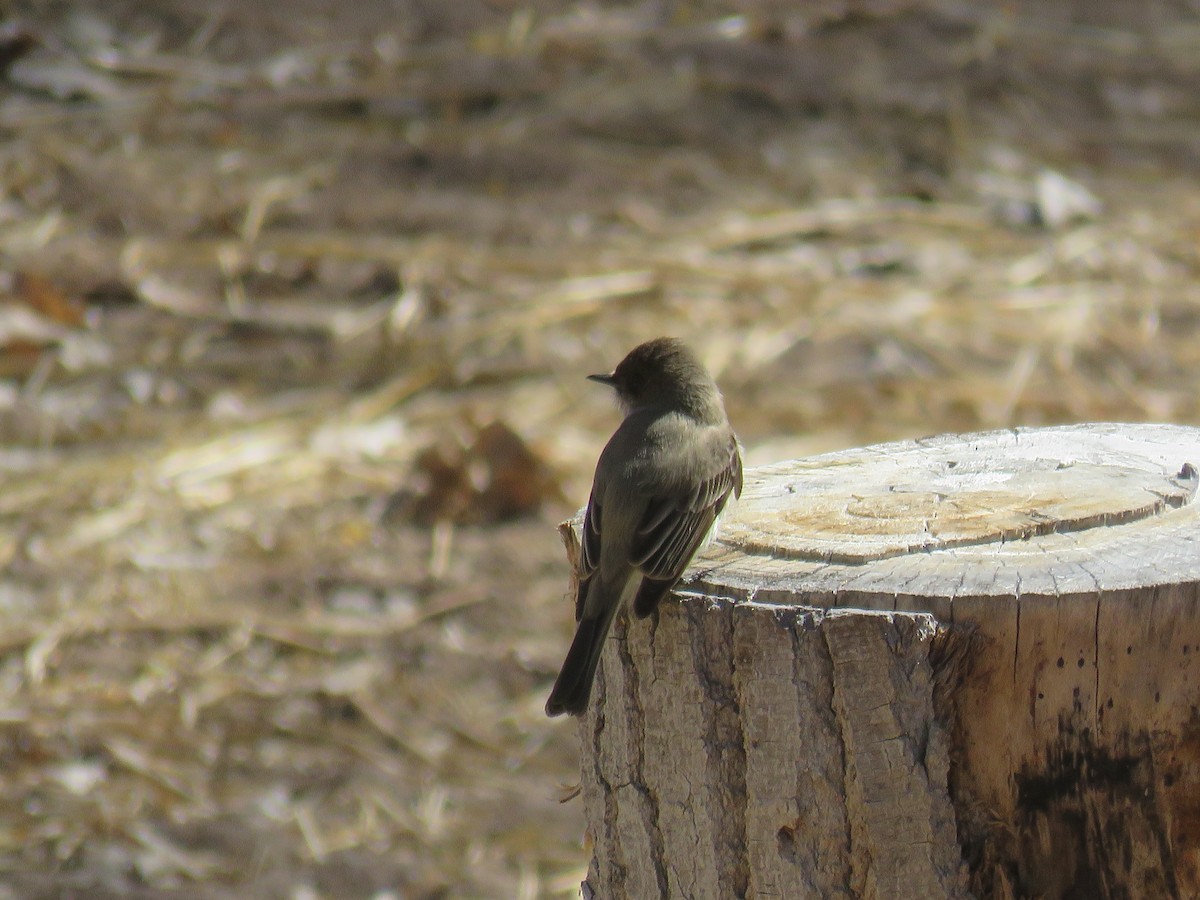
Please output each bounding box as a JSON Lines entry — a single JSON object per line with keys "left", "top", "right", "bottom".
{"left": 0, "top": 0, "right": 1199, "bottom": 897}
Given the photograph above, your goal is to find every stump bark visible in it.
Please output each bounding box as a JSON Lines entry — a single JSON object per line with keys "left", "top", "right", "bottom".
{"left": 561, "top": 423, "right": 1200, "bottom": 900}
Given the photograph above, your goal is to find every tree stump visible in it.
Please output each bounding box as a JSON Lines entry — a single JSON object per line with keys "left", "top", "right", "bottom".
{"left": 560, "top": 423, "right": 1200, "bottom": 900}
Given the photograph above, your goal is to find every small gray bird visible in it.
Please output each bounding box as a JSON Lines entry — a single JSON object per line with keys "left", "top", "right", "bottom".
{"left": 545, "top": 337, "right": 743, "bottom": 718}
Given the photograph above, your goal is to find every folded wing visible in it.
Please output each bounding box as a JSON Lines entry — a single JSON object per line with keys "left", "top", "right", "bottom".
{"left": 573, "top": 490, "right": 602, "bottom": 620}
{"left": 628, "top": 440, "right": 742, "bottom": 618}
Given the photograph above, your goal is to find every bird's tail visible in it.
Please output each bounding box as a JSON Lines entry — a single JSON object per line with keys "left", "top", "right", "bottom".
{"left": 545, "top": 602, "right": 620, "bottom": 718}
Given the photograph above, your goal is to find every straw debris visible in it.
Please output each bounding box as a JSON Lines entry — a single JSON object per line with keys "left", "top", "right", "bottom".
{"left": 0, "top": 1, "right": 1198, "bottom": 897}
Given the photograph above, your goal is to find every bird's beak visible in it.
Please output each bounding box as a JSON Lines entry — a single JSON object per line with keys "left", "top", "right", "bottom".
{"left": 587, "top": 373, "right": 617, "bottom": 387}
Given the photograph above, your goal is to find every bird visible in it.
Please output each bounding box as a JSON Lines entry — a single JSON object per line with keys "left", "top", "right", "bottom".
{"left": 545, "top": 337, "right": 742, "bottom": 718}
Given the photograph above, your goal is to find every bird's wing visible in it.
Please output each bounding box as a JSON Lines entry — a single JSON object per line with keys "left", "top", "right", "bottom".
{"left": 574, "top": 489, "right": 602, "bottom": 620}
{"left": 628, "top": 439, "right": 741, "bottom": 596}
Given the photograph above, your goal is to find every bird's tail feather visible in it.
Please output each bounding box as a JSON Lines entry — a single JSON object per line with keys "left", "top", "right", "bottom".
{"left": 545, "top": 602, "right": 620, "bottom": 717}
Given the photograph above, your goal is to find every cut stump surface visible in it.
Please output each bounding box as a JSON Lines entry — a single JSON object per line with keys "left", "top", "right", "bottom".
{"left": 564, "top": 424, "right": 1200, "bottom": 899}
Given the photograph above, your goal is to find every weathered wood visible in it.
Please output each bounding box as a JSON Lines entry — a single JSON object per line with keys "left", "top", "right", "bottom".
{"left": 563, "top": 423, "right": 1200, "bottom": 899}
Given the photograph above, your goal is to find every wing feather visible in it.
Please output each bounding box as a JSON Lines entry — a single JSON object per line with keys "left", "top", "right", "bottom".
{"left": 627, "top": 437, "right": 742, "bottom": 615}
{"left": 574, "top": 491, "right": 602, "bottom": 620}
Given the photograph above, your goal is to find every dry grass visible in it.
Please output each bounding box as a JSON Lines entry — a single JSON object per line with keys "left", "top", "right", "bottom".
{"left": 0, "top": 0, "right": 1199, "bottom": 897}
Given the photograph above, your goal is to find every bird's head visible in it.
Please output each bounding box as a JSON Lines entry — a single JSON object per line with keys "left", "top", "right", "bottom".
{"left": 589, "top": 337, "right": 722, "bottom": 419}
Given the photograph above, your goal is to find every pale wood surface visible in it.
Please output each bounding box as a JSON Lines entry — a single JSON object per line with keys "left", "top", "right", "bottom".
{"left": 712, "top": 423, "right": 1199, "bottom": 594}
{"left": 567, "top": 424, "right": 1200, "bottom": 899}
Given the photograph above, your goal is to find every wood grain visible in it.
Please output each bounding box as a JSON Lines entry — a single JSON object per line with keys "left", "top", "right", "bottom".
{"left": 565, "top": 424, "right": 1200, "bottom": 898}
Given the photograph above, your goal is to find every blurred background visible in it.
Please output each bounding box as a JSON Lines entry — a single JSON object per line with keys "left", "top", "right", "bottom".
{"left": 0, "top": 0, "right": 1198, "bottom": 897}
